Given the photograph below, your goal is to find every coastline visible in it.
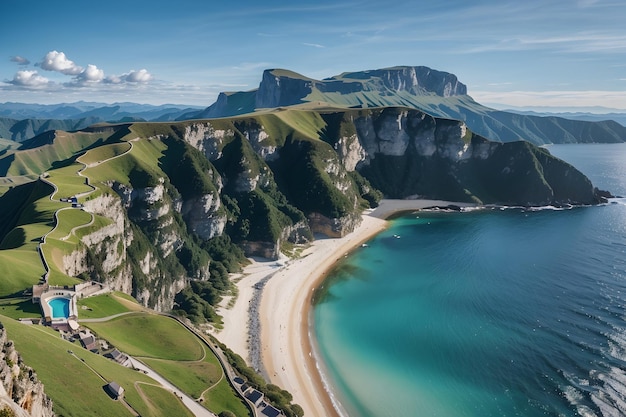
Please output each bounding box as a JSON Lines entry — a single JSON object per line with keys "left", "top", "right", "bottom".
{"left": 215, "top": 199, "right": 473, "bottom": 417}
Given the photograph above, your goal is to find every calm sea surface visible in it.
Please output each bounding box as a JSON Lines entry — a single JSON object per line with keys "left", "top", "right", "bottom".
{"left": 313, "top": 143, "right": 626, "bottom": 417}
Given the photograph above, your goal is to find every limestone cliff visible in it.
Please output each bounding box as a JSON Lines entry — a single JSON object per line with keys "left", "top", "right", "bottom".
{"left": 0, "top": 324, "right": 54, "bottom": 417}
{"left": 331, "top": 108, "right": 604, "bottom": 205}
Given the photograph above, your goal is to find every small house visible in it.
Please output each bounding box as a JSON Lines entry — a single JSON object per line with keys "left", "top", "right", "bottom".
{"left": 105, "top": 381, "right": 124, "bottom": 399}
{"left": 262, "top": 404, "right": 283, "bottom": 417}
{"left": 245, "top": 389, "right": 264, "bottom": 407}
{"left": 79, "top": 331, "right": 98, "bottom": 351}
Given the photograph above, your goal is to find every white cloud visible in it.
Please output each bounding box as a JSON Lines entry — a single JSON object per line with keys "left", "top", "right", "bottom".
{"left": 74, "top": 64, "right": 105, "bottom": 83}
{"left": 123, "top": 69, "right": 152, "bottom": 83}
{"left": 303, "top": 42, "right": 325, "bottom": 48}
{"left": 105, "top": 69, "right": 153, "bottom": 84}
{"left": 7, "top": 70, "right": 50, "bottom": 87}
{"left": 10, "top": 55, "right": 30, "bottom": 65}
{"left": 39, "top": 50, "right": 83, "bottom": 75}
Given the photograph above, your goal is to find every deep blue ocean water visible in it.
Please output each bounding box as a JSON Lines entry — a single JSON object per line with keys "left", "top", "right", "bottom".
{"left": 313, "top": 144, "right": 626, "bottom": 417}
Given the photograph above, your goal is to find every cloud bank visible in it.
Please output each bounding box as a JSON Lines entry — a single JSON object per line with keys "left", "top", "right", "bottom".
{"left": 4, "top": 50, "right": 153, "bottom": 91}
{"left": 8, "top": 70, "right": 49, "bottom": 87}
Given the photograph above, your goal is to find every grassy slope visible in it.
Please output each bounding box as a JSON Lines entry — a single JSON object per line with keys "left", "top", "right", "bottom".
{"left": 0, "top": 131, "right": 108, "bottom": 176}
{"left": 135, "top": 383, "right": 194, "bottom": 417}
{"left": 77, "top": 293, "right": 142, "bottom": 319}
{"left": 0, "top": 138, "right": 19, "bottom": 150}
{"left": 78, "top": 142, "right": 132, "bottom": 165}
{"left": 85, "top": 313, "right": 250, "bottom": 416}
{"left": 0, "top": 126, "right": 158, "bottom": 296}
{"left": 0, "top": 180, "right": 62, "bottom": 295}
{"left": 83, "top": 137, "right": 167, "bottom": 186}
{"left": 0, "top": 297, "right": 42, "bottom": 319}
{"left": 85, "top": 313, "right": 203, "bottom": 361}
{"left": 0, "top": 316, "right": 193, "bottom": 417}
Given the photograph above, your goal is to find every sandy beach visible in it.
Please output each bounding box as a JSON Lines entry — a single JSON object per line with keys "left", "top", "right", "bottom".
{"left": 214, "top": 199, "right": 473, "bottom": 417}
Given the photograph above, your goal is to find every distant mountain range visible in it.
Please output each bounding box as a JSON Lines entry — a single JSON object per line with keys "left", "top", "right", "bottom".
{"left": 0, "top": 102, "right": 202, "bottom": 142}
{"left": 501, "top": 108, "right": 626, "bottom": 128}
{"left": 2, "top": 68, "right": 625, "bottom": 146}
{"left": 184, "top": 66, "right": 626, "bottom": 145}
{"left": 0, "top": 101, "right": 202, "bottom": 121}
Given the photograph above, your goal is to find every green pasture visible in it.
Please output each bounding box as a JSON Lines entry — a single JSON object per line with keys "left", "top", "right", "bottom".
{"left": 0, "top": 248, "right": 44, "bottom": 296}
{"left": 134, "top": 383, "right": 195, "bottom": 417}
{"left": 3, "top": 131, "right": 107, "bottom": 177}
{"left": 0, "top": 138, "right": 19, "bottom": 151}
{"left": 141, "top": 352, "right": 223, "bottom": 398}
{"left": 203, "top": 377, "right": 252, "bottom": 417}
{"left": 84, "top": 138, "right": 167, "bottom": 186}
{"left": 142, "top": 355, "right": 250, "bottom": 416}
{"left": 85, "top": 313, "right": 203, "bottom": 360}
{"left": 45, "top": 164, "right": 93, "bottom": 199}
{"left": 46, "top": 208, "right": 93, "bottom": 243}
{"left": 74, "top": 213, "right": 113, "bottom": 239}
{"left": 269, "top": 109, "right": 327, "bottom": 140}
{"left": 77, "top": 293, "right": 140, "bottom": 319}
{"left": 0, "top": 297, "right": 41, "bottom": 319}
{"left": 0, "top": 316, "right": 181, "bottom": 417}
{"left": 85, "top": 312, "right": 251, "bottom": 415}
{"left": 78, "top": 142, "right": 132, "bottom": 166}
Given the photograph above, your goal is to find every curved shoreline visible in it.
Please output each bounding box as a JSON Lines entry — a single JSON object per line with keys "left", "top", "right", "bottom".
{"left": 259, "top": 199, "right": 473, "bottom": 417}
{"left": 211, "top": 200, "right": 474, "bottom": 416}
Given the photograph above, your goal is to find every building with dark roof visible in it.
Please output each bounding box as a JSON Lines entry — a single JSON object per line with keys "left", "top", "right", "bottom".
{"left": 105, "top": 381, "right": 124, "bottom": 399}
{"left": 105, "top": 349, "right": 130, "bottom": 366}
{"left": 262, "top": 404, "right": 282, "bottom": 417}
{"left": 245, "top": 388, "right": 264, "bottom": 407}
{"left": 79, "top": 331, "right": 98, "bottom": 351}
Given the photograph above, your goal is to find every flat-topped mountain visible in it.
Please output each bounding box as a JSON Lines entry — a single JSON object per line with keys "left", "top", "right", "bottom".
{"left": 188, "top": 66, "right": 626, "bottom": 145}
{"left": 254, "top": 66, "right": 467, "bottom": 110}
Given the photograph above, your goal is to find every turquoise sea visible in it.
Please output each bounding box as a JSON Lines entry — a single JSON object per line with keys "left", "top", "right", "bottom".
{"left": 313, "top": 144, "right": 626, "bottom": 417}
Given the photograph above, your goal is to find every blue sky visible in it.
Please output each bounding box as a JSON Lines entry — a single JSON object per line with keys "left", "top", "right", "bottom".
{"left": 2, "top": 0, "right": 626, "bottom": 111}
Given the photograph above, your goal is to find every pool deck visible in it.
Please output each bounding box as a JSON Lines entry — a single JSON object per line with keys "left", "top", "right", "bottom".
{"left": 39, "top": 289, "right": 78, "bottom": 328}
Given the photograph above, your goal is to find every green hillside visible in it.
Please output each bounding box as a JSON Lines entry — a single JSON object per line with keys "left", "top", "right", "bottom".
{"left": 1, "top": 316, "right": 194, "bottom": 417}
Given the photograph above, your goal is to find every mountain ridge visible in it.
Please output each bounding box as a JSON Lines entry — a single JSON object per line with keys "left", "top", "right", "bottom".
{"left": 188, "top": 66, "right": 626, "bottom": 146}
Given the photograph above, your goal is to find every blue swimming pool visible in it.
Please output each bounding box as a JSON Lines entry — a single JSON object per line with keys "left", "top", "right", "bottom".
{"left": 47, "top": 297, "right": 70, "bottom": 319}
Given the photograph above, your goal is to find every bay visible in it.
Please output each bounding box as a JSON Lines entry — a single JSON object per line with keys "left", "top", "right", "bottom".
{"left": 313, "top": 143, "right": 626, "bottom": 417}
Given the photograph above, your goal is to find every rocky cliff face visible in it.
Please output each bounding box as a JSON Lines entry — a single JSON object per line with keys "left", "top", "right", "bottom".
{"left": 256, "top": 70, "right": 314, "bottom": 109}
{"left": 62, "top": 185, "right": 190, "bottom": 311}
{"left": 0, "top": 325, "right": 54, "bottom": 417}
{"left": 331, "top": 66, "right": 467, "bottom": 97}
{"left": 334, "top": 108, "right": 602, "bottom": 205}
{"left": 64, "top": 192, "right": 134, "bottom": 294}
